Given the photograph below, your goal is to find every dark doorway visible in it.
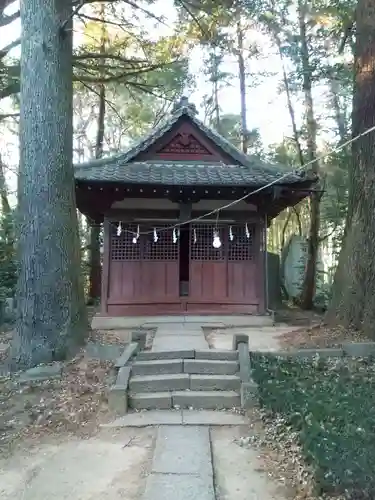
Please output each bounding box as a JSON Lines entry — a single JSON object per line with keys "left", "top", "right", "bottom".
{"left": 179, "top": 225, "right": 190, "bottom": 296}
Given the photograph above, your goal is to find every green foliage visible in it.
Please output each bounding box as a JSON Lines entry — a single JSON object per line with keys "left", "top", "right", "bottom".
{"left": 252, "top": 354, "right": 375, "bottom": 496}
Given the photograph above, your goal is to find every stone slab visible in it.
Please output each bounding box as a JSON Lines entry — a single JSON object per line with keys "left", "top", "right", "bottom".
{"left": 129, "top": 373, "right": 190, "bottom": 392}
{"left": 172, "top": 390, "right": 240, "bottom": 409}
{"left": 240, "top": 381, "right": 258, "bottom": 409}
{"left": 152, "top": 336, "right": 208, "bottom": 352}
{"left": 182, "top": 409, "right": 248, "bottom": 426}
{"left": 114, "top": 342, "right": 139, "bottom": 368}
{"left": 238, "top": 342, "right": 251, "bottom": 382}
{"left": 155, "top": 330, "right": 204, "bottom": 337}
{"left": 343, "top": 342, "right": 375, "bottom": 357}
{"left": 86, "top": 341, "right": 124, "bottom": 362}
{"left": 132, "top": 359, "right": 183, "bottom": 376}
{"left": 151, "top": 425, "right": 212, "bottom": 476}
{"left": 232, "top": 334, "right": 249, "bottom": 350}
{"left": 102, "top": 410, "right": 183, "bottom": 427}
{"left": 131, "top": 330, "right": 148, "bottom": 349}
{"left": 137, "top": 350, "right": 195, "bottom": 361}
{"left": 18, "top": 362, "right": 63, "bottom": 383}
{"left": 190, "top": 374, "right": 240, "bottom": 391}
{"left": 195, "top": 349, "right": 238, "bottom": 361}
{"left": 143, "top": 473, "right": 215, "bottom": 500}
{"left": 129, "top": 392, "right": 172, "bottom": 410}
{"left": 184, "top": 359, "right": 239, "bottom": 375}
{"left": 116, "top": 366, "right": 131, "bottom": 386}
{"left": 108, "top": 385, "right": 128, "bottom": 415}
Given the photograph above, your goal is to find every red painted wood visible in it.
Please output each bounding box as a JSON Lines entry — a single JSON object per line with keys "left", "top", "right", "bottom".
{"left": 101, "top": 218, "right": 111, "bottom": 314}
{"left": 136, "top": 120, "right": 237, "bottom": 164}
{"left": 104, "top": 221, "right": 265, "bottom": 316}
{"left": 107, "top": 223, "right": 180, "bottom": 307}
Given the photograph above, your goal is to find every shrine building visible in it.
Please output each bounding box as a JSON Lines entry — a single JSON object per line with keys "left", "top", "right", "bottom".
{"left": 74, "top": 97, "right": 316, "bottom": 317}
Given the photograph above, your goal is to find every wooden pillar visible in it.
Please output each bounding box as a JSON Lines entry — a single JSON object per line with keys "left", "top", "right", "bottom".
{"left": 256, "top": 218, "right": 267, "bottom": 314}
{"left": 101, "top": 217, "right": 111, "bottom": 315}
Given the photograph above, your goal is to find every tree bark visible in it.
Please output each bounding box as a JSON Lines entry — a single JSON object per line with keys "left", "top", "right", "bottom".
{"left": 88, "top": 4, "right": 106, "bottom": 303}
{"left": 13, "top": 0, "right": 88, "bottom": 368}
{"left": 327, "top": 0, "right": 375, "bottom": 335}
{"left": 297, "top": 0, "right": 321, "bottom": 310}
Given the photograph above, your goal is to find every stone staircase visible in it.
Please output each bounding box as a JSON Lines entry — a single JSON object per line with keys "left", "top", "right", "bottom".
{"left": 128, "top": 349, "right": 241, "bottom": 410}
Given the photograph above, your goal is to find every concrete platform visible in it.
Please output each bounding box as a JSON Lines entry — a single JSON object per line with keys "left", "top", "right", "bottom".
{"left": 92, "top": 314, "right": 273, "bottom": 330}
{"left": 102, "top": 409, "right": 249, "bottom": 427}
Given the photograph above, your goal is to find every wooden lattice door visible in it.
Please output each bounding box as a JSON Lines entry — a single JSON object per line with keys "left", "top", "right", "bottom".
{"left": 188, "top": 223, "right": 259, "bottom": 312}
{"left": 189, "top": 223, "right": 227, "bottom": 302}
{"left": 108, "top": 223, "right": 180, "bottom": 310}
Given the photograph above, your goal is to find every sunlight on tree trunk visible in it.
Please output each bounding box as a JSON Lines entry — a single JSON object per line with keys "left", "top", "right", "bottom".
{"left": 13, "top": 0, "right": 88, "bottom": 369}
{"left": 327, "top": 0, "right": 375, "bottom": 334}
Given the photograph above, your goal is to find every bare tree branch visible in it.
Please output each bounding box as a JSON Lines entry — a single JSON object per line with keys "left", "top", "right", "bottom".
{"left": 0, "top": 38, "right": 21, "bottom": 60}
{"left": 0, "top": 9, "right": 19, "bottom": 27}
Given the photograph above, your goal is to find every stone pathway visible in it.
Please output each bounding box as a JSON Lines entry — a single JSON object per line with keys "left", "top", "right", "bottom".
{"left": 142, "top": 323, "right": 215, "bottom": 499}
{"left": 143, "top": 426, "right": 215, "bottom": 500}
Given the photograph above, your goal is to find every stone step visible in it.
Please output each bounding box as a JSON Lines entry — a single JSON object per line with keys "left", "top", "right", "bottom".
{"left": 129, "top": 392, "right": 172, "bottom": 410}
{"left": 129, "top": 373, "right": 241, "bottom": 393}
{"left": 137, "top": 350, "right": 195, "bottom": 361}
{"left": 129, "top": 390, "right": 240, "bottom": 410}
{"left": 129, "top": 373, "right": 190, "bottom": 393}
{"left": 195, "top": 350, "right": 238, "bottom": 361}
{"left": 136, "top": 349, "right": 238, "bottom": 362}
{"left": 184, "top": 359, "right": 239, "bottom": 375}
{"left": 173, "top": 390, "right": 240, "bottom": 410}
{"left": 190, "top": 374, "right": 240, "bottom": 392}
{"left": 131, "top": 358, "right": 183, "bottom": 376}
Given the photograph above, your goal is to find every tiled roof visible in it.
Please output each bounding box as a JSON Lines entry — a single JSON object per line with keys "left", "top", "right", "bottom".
{"left": 75, "top": 160, "right": 306, "bottom": 186}
{"left": 74, "top": 102, "right": 313, "bottom": 187}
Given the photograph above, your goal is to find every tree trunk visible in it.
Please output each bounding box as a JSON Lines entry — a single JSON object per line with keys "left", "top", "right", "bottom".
{"left": 297, "top": 0, "right": 321, "bottom": 310}
{"left": 88, "top": 5, "right": 106, "bottom": 303}
{"left": 327, "top": 0, "right": 375, "bottom": 334}
{"left": 236, "top": 18, "right": 248, "bottom": 154}
{"left": 13, "top": 0, "right": 87, "bottom": 368}
{"left": 0, "top": 154, "right": 11, "bottom": 215}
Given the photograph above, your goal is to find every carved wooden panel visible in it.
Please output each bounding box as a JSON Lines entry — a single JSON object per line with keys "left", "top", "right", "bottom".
{"left": 157, "top": 133, "right": 212, "bottom": 156}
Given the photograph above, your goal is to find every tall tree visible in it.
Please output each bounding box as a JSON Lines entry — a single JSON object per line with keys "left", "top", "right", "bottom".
{"left": 12, "top": 0, "right": 87, "bottom": 368}
{"left": 328, "top": 0, "right": 375, "bottom": 334}
{"left": 296, "top": 0, "right": 321, "bottom": 309}
{"left": 88, "top": 3, "right": 106, "bottom": 303}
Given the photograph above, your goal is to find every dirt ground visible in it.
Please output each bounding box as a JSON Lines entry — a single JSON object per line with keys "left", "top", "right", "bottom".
{"left": 0, "top": 427, "right": 155, "bottom": 500}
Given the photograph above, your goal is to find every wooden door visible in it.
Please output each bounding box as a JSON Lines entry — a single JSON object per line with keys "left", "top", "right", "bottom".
{"left": 107, "top": 223, "right": 180, "bottom": 314}
{"left": 188, "top": 223, "right": 259, "bottom": 313}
